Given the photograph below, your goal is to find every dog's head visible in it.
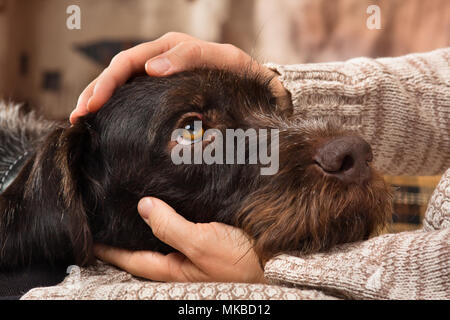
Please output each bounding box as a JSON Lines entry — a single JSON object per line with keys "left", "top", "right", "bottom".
{"left": 0, "top": 69, "right": 392, "bottom": 270}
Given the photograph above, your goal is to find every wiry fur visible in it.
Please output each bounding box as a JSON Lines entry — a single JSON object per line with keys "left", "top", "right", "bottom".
{"left": 0, "top": 69, "right": 393, "bottom": 274}
{"left": 0, "top": 103, "right": 54, "bottom": 190}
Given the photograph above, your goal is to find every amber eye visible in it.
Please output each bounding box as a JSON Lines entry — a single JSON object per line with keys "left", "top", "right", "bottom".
{"left": 177, "top": 119, "right": 204, "bottom": 145}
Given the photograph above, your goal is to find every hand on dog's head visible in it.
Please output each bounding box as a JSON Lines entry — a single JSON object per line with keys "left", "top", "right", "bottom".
{"left": 0, "top": 69, "right": 392, "bottom": 272}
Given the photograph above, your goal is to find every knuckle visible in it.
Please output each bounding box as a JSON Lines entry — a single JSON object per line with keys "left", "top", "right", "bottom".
{"left": 158, "top": 32, "right": 195, "bottom": 55}
{"left": 185, "top": 244, "right": 201, "bottom": 261}
{"left": 151, "top": 217, "right": 168, "bottom": 241}
{"left": 185, "top": 224, "right": 209, "bottom": 259}
{"left": 233, "top": 49, "right": 246, "bottom": 62}
{"left": 81, "top": 82, "right": 95, "bottom": 96}
{"left": 208, "top": 221, "right": 222, "bottom": 231}
{"left": 162, "top": 31, "right": 180, "bottom": 39}
{"left": 165, "top": 253, "right": 184, "bottom": 281}
{"left": 222, "top": 43, "right": 246, "bottom": 61}
{"left": 161, "top": 31, "right": 189, "bottom": 41}
{"left": 221, "top": 43, "right": 237, "bottom": 51}
{"left": 125, "top": 252, "right": 140, "bottom": 275}
{"left": 180, "top": 41, "right": 203, "bottom": 59}
{"left": 109, "top": 51, "right": 128, "bottom": 66}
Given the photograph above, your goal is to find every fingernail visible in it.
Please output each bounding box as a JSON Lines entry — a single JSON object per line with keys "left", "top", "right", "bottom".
{"left": 138, "top": 197, "right": 154, "bottom": 220}
{"left": 69, "top": 111, "right": 76, "bottom": 124}
{"left": 147, "top": 57, "right": 171, "bottom": 74}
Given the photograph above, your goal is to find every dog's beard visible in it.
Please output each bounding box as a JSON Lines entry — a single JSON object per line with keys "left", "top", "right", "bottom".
{"left": 235, "top": 167, "right": 392, "bottom": 263}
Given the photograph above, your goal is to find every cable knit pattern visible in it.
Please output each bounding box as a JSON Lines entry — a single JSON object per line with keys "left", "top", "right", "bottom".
{"left": 21, "top": 261, "right": 335, "bottom": 300}
{"left": 423, "top": 169, "right": 450, "bottom": 232}
{"left": 264, "top": 169, "right": 450, "bottom": 300}
{"left": 266, "top": 47, "right": 450, "bottom": 176}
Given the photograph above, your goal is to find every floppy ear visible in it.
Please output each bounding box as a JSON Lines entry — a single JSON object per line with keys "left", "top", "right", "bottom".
{"left": 0, "top": 123, "right": 96, "bottom": 271}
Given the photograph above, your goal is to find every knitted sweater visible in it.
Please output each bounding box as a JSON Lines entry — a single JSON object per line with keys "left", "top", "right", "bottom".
{"left": 22, "top": 48, "right": 450, "bottom": 300}
{"left": 266, "top": 47, "right": 450, "bottom": 176}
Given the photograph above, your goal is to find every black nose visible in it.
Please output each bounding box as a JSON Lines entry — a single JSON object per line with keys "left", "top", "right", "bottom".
{"left": 314, "top": 136, "right": 373, "bottom": 184}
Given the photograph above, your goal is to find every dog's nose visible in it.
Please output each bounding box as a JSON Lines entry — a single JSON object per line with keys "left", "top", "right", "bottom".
{"left": 314, "top": 136, "right": 373, "bottom": 184}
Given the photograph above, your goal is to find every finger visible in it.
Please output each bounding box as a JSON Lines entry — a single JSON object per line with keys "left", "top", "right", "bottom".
{"left": 145, "top": 41, "right": 203, "bottom": 76}
{"left": 94, "top": 244, "right": 203, "bottom": 282}
{"left": 145, "top": 41, "right": 252, "bottom": 77}
{"left": 85, "top": 68, "right": 123, "bottom": 113}
{"left": 93, "top": 243, "right": 174, "bottom": 281}
{"left": 138, "top": 197, "right": 199, "bottom": 257}
{"left": 85, "top": 33, "right": 191, "bottom": 113}
{"left": 70, "top": 79, "right": 98, "bottom": 123}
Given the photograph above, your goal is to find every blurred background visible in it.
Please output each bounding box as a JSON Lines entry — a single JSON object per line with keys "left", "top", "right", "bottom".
{"left": 0, "top": 0, "right": 449, "bottom": 232}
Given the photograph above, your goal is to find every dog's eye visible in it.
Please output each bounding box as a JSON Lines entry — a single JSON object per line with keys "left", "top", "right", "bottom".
{"left": 177, "top": 120, "right": 204, "bottom": 145}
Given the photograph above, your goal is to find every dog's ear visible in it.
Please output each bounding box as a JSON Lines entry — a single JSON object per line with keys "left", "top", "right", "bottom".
{"left": 0, "top": 122, "right": 97, "bottom": 271}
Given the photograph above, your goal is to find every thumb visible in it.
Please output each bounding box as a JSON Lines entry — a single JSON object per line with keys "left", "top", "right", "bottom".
{"left": 137, "top": 197, "right": 196, "bottom": 253}
{"left": 145, "top": 41, "right": 205, "bottom": 76}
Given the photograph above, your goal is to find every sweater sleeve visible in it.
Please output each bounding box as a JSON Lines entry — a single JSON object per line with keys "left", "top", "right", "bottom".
{"left": 263, "top": 169, "right": 450, "bottom": 300}
{"left": 265, "top": 48, "right": 450, "bottom": 176}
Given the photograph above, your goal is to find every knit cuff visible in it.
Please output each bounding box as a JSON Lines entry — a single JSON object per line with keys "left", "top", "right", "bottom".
{"left": 263, "top": 61, "right": 368, "bottom": 132}
{"left": 264, "top": 227, "right": 450, "bottom": 300}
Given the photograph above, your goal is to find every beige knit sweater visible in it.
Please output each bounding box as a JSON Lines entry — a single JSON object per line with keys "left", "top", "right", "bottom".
{"left": 22, "top": 48, "right": 450, "bottom": 300}
{"left": 267, "top": 47, "right": 450, "bottom": 176}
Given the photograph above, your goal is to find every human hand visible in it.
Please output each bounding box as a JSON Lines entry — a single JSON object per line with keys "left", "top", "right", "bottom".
{"left": 94, "top": 197, "right": 266, "bottom": 283}
{"left": 70, "top": 32, "right": 288, "bottom": 124}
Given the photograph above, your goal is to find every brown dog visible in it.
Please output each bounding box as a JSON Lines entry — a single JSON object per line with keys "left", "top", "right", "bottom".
{"left": 0, "top": 69, "right": 392, "bottom": 294}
